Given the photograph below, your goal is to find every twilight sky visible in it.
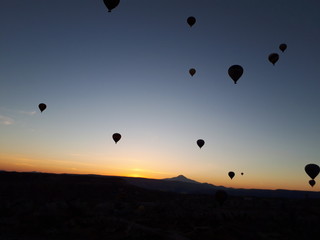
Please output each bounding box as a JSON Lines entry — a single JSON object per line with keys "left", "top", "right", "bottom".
{"left": 1, "top": 0, "right": 320, "bottom": 191}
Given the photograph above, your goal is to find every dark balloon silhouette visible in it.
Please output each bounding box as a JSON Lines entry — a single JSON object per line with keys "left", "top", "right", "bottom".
{"left": 38, "top": 103, "right": 46, "bottom": 113}
{"left": 189, "top": 68, "right": 196, "bottom": 76}
{"left": 197, "top": 139, "right": 205, "bottom": 149}
{"left": 112, "top": 133, "right": 121, "bottom": 144}
{"left": 215, "top": 190, "right": 228, "bottom": 206}
{"left": 228, "top": 171, "right": 235, "bottom": 179}
{"left": 305, "top": 164, "right": 320, "bottom": 180}
{"left": 228, "top": 65, "right": 243, "bottom": 84}
{"left": 309, "top": 179, "right": 316, "bottom": 187}
{"left": 187, "top": 16, "right": 196, "bottom": 27}
{"left": 103, "top": 0, "right": 120, "bottom": 12}
{"left": 268, "top": 53, "right": 279, "bottom": 65}
{"left": 241, "top": 172, "right": 244, "bottom": 175}
{"left": 279, "top": 43, "right": 287, "bottom": 52}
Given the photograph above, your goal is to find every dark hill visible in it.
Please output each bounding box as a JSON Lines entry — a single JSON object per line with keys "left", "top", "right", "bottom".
{"left": 124, "top": 175, "right": 320, "bottom": 199}
{"left": 1, "top": 171, "right": 320, "bottom": 240}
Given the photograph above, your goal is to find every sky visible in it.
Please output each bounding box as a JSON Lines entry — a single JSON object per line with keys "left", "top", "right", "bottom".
{"left": 1, "top": 0, "right": 320, "bottom": 191}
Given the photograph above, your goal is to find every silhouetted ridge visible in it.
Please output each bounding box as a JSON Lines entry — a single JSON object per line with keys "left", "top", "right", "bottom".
{"left": 163, "top": 175, "right": 200, "bottom": 184}
{"left": 1, "top": 171, "right": 320, "bottom": 239}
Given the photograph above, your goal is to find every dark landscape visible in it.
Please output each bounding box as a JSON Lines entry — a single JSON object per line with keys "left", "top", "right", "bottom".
{"left": 1, "top": 171, "right": 320, "bottom": 240}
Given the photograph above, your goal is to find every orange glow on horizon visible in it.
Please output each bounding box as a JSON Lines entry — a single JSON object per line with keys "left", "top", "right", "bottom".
{"left": 0, "top": 154, "right": 318, "bottom": 192}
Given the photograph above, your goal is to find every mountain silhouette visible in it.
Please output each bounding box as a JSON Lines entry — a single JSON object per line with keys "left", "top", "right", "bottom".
{"left": 163, "top": 175, "right": 200, "bottom": 184}
{"left": 2, "top": 170, "right": 320, "bottom": 199}
{"left": 1, "top": 170, "right": 320, "bottom": 239}
{"left": 125, "top": 175, "right": 320, "bottom": 199}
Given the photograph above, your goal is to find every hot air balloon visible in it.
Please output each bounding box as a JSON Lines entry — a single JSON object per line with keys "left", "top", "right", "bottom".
{"left": 309, "top": 179, "right": 316, "bottom": 187}
{"left": 228, "top": 171, "right": 235, "bottom": 179}
{"left": 228, "top": 65, "right": 243, "bottom": 84}
{"left": 279, "top": 43, "right": 287, "bottom": 52}
{"left": 305, "top": 164, "right": 320, "bottom": 180}
{"left": 189, "top": 68, "right": 196, "bottom": 76}
{"left": 187, "top": 16, "right": 196, "bottom": 27}
{"left": 38, "top": 103, "right": 46, "bottom": 113}
{"left": 112, "top": 133, "right": 121, "bottom": 144}
{"left": 241, "top": 172, "right": 244, "bottom": 176}
{"left": 103, "top": 0, "right": 120, "bottom": 12}
{"left": 215, "top": 190, "right": 228, "bottom": 206}
{"left": 268, "top": 53, "right": 279, "bottom": 65}
{"left": 197, "top": 139, "right": 205, "bottom": 149}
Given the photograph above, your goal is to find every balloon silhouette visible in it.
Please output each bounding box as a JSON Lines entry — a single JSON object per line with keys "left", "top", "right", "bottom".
{"left": 187, "top": 16, "right": 196, "bottom": 27}
{"left": 268, "top": 53, "right": 279, "bottom": 65}
{"left": 309, "top": 179, "right": 316, "bottom": 187}
{"left": 228, "top": 65, "right": 243, "bottom": 84}
{"left": 279, "top": 43, "right": 287, "bottom": 52}
{"left": 305, "top": 164, "right": 320, "bottom": 180}
{"left": 241, "top": 172, "right": 244, "bottom": 176}
{"left": 112, "top": 133, "right": 121, "bottom": 144}
{"left": 189, "top": 68, "right": 196, "bottom": 76}
{"left": 215, "top": 190, "right": 228, "bottom": 206}
{"left": 197, "top": 139, "right": 205, "bottom": 149}
{"left": 228, "top": 171, "right": 235, "bottom": 179}
{"left": 38, "top": 103, "right": 46, "bottom": 113}
{"left": 103, "top": 0, "right": 120, "bottom": 12}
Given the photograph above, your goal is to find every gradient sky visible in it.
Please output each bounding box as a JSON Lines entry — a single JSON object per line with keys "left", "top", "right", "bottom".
{"left": 1, "top": 0, "right": 320, "bottom": 191}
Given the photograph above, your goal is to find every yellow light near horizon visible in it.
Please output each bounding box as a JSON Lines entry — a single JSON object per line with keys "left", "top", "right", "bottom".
{"left": 127, "top": 173, "right": 145, "bottom": 178}
{"left": 125, "top": 168, "right": 146, "bottom": 178}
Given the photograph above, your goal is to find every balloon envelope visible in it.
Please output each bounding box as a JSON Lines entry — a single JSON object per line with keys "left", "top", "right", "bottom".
{"left": 241, "top": 172, "right": 244, "bottom": 175}
{"left": 228, "top": 65, "right": 243, "bottom": 84}
{"left": 268, "top": 53, "right": 279, "bottom": 65}
{"left": 197, "top": 139, "right": 205, "bottom": 149}
{"left": 38, "top": 103, "right": 46, "bottom": 112}
{"left": 309, "top": 179, "right": 316, "bottom": 187}
{"left": 187, "top": 16, "right": 196, "bottom": 27}
{"left": 215, "top": 190, "right": 228, "bottom": 206}
{"left": 103, "top": 0, "right": 120, "bottom": 12}
{"left": 112, "top": 133, "right": 121, "bottom": 143}
{"left": 228, "top": 171, "right": 235, "bottom": 179}
{"left": 279, "top": 43, "right": 287, "bottom": 52}
{"left": 305, "top": 164, "right": 320, "bottom": 180}
{"left": 189, "top": 68, "right": 196, "bottom": 76}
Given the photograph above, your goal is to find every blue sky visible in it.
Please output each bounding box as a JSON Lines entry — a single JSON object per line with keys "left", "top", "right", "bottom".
{"left": 1, "top": 0, "right": 320, "bottom": 190}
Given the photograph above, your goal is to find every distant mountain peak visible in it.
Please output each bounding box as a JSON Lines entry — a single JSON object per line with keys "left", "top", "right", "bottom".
{"left": 177, "top": 174, "right": 186, "bottom": 178}
{"left": 163, "top": 175, "right": 200, "bottom": 184}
